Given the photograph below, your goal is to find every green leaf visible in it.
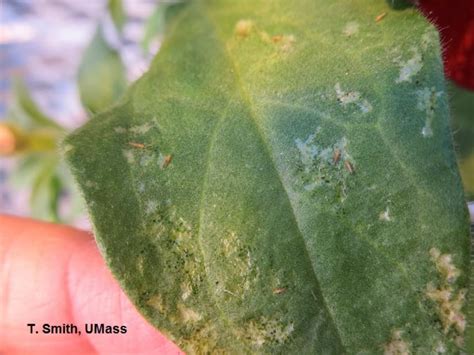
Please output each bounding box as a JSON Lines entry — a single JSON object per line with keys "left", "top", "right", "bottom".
{"left": 9, "top": 154, "right": 47, "bottom": 188}
{"left": 141, "top": 3, "right": 167, "bottom": 52}
{"left": 450, "top": 82, "right": 474, "bottom": 354}
{"left": 63, "top": 0, "right": 470, "bottom": 353}
{"left": 3, "top": 80, "right": 63, "bottom": 155}
{"left": 29, "top": 156, "right": 62, "bottom": 222}
{"left": 108, "top": 0, "right": 126, "bottom": 33}
{"left": 77, "top": 25, "right": 127, "bottom": 115}
{"left": 141, "top": 2, "right": 185, "bottom": 53}
{"left": 386, "top": 0, "right": 414, "bottom": 10}
{"left": 459, "top": 155, "right": 474, "bottom": 200}
{"left": 9, "top": 78, "right": 63, "bottom": 131}
{"left": 141, "top": 2, "right": 181, "bottom": 52}
{"left": 449, "top": 81, "right": 474, "bottom": 200}
{"left": 10, "top": 155, "right": 85, "bottom": 223}
{"left": 56, "top": 162, "right": 87, "bottom": 224}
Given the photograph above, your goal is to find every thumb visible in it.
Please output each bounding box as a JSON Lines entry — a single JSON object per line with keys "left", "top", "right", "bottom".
{"left": 0, "top": 214, "right": 182, "bottom": 354}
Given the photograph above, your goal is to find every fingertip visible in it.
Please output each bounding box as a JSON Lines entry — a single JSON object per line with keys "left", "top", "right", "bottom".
{"left": 0, "top": 215, "right": 182, "bottom": 354}
{"left": 68, "top": 231, "right": 183, "bottom": 354}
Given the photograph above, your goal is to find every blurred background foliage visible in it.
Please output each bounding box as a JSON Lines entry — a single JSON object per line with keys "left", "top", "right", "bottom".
{"left": 0, "top": 0, "right": 180, "bottom": 226}
{"left": 0, "top": 0, "right": 473, "bottom": 227}
{"left": 449, "top": 83, "right": 474, "bottom": 201}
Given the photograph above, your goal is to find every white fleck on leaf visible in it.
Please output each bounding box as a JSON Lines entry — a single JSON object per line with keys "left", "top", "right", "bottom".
{"left": 343, "top": 21, "right": 359, "bottom": 36}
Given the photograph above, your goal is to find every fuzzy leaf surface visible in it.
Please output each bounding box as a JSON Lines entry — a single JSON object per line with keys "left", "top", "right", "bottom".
{"left": 64, "top": 0, "right": 470, "bottom": 353}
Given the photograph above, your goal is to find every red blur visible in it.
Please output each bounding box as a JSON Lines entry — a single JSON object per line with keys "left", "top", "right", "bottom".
{"left": 419, "top": 0, "right": 474, "bottom": 90}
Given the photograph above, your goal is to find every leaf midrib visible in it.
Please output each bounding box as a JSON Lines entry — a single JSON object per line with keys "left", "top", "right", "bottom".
{"left": 198, "top": 3, "right": 346, "bottom": 349}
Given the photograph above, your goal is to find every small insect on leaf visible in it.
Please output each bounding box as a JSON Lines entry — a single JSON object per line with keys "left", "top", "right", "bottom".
{"left": 375, "top": 12, "right": 387, "bottom": 23}
{"left": 128, "top": 142, "right": 146, "bottom": 149}
{"left": 162, "top": 154, "right": 173, "bottom": 169}
{"left": 272, "top": 35, "right": 283, "bottom": 43}
{"left": 234, "top": 19, "right": 253, "bottom": 37}
{"left": 333, "top": 148, "right": 341, "bottom": 165}
{"left": 273, "top": 287, "right": 287, "bottom": 295}
{"left": 344, "top": 160, "right": 355, "bottom": 174}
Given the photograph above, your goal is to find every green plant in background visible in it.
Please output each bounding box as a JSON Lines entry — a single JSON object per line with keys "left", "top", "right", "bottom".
{"left": 77, "top": 25, "right": 127, "bottom": 115}
{"left": 62, "top": 0, "right": 471, "bottom": 353}
{"left": 0, "top": 0, "right": 183, "bottom": 223}
{"left": 1, "top": 78, "right": 114, "bottom": 223}
{"left": 108, "top": 0, "right": 126, "bottom": 33}
{"left": 449, "top": 83, "right": 474, "bottom": 201}
{"left": 0, "top": 0, "right": 131, "bottom": 222}
{"left": 141, "top": 1, "right": 182, "bottom": 52}
{"left": 2, "top": 79, "right": 71, "bottom": 222}
{"left": 0, "top": 0, "right": 186, "bottom": 223}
